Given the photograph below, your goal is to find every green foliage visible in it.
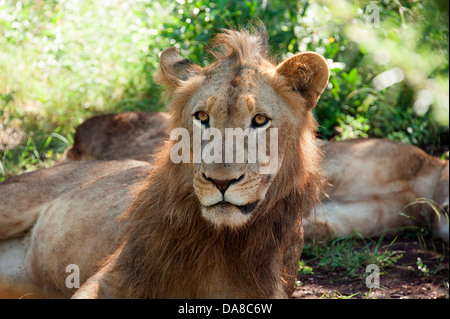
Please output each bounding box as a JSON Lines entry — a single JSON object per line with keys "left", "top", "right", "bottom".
{"left": 416, "top": 257, "right": 429, "bottom": 275}
{"left": 153, "top": 0, "right": 449, "bottom": 150}
{"left": 1, "top": 92, "right": 71, "bottom": 181}
{"left": 301, "top": 236, "right": 403, "bottom": 278}
{"left": 0, "top": 0, "right": 162, "bottom": 129}
{"left": 297, "top": 260, "right": 314, "bottom": 275}
{"left": 320, "top": 290, "right": 362, "bottom": 299}
{"left": 0, "top": 0, "right": 449, "bottom": 179}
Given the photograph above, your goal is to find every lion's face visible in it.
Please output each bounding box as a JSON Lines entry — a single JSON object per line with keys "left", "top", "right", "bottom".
{"left": 182, "top": 67, "right": 292, "bottom": 228}
{"left": 157, "top": 31, "right": 329, "bottom": 229}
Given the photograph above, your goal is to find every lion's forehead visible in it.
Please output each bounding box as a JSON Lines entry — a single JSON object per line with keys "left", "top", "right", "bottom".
{"left": 203, "top": 62, "right": 259, "bottom": 92}
{"left": 208, "top": 70, "right": 271, "bottom": 106}
{"left": 207, "top": 94, "right": 254, "bottom": 126}
{"left": 183, "top": 62, "right": 287, "bottom": 130}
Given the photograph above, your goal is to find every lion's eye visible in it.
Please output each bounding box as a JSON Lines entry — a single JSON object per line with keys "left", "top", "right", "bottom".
{"left": 195, "top": 111, "right": 210, "bottom": 125}
{"left": 251, "top": 114, "right": 269, "bottom": 127}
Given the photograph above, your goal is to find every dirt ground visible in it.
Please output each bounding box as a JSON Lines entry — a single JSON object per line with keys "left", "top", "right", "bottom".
{"left": 293, "top": 236, "right": 449, "bottom": 299}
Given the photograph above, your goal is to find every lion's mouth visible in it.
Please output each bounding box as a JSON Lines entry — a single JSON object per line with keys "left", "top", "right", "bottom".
{"left": 207, "top": 200, "right": 259, "bottom": 214}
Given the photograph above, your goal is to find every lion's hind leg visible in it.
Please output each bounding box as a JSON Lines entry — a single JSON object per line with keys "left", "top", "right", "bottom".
{"left": 0, "top": 176, "right": 49, "bottom": 240}
{"left": 0, "top": 236, "right": 53, "bottom": 298}
{"left": 0, "top": 161, "right": 109, "bottom": 239}
{"left": 0, "top": 202, "right": 43, "bottom": 241}
{"left": 304, "top": 193, "right": 424, "bottom": 241}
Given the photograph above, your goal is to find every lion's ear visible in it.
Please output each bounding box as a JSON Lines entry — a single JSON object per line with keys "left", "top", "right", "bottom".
{"left": 155, "top": 47, "right": 203, "bottom": 89}
{"left": 276, "top": 52, "right": 329, "bottom": 109}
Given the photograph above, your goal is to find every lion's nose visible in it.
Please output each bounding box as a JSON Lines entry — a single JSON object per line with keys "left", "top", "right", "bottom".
{"left": 203, "top": 173, "right": 244, "bottom": 194}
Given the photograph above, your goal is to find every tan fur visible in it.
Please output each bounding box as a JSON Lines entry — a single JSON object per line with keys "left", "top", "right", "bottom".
{"left": 0, "top": 25, "right": 328, "bottom": 298}
{"left": 304, "top": 139, "right": 449, "bottom": 244}
{"left": 0, "top": 160, "right": 149, "bottom": 298}
{"left": 61, "top": 111, "right": 169, "bottom": 163}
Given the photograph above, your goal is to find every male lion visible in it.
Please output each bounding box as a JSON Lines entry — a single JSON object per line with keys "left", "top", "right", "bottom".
{"left": 0, "top": 26, "right": 329, "bottom": 298}
{"left": 62, "top": 112, "right": 450, "bottom": 244}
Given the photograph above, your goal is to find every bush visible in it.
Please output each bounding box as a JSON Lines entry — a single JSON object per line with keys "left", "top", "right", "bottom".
{"left": 150, "top": 0, "right": 449, "bottom": 152}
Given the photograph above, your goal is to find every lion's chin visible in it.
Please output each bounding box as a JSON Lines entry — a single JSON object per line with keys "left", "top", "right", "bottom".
{"left": 200, "top": 201, "right": 258, "bottom": 228}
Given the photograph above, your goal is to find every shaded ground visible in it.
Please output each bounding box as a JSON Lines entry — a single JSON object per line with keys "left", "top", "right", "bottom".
{"left": 293, "top": 236, "right": 449, "bottom": 299}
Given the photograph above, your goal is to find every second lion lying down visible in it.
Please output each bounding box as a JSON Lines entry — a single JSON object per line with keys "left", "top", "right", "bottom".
{"left": 63, "top": 111, "right": 449, "bottom": 244}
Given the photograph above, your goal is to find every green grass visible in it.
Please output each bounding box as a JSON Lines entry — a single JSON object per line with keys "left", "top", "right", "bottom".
{"left": 300, "top": 235, "right": 403, "bottom": 279}
{"left": 297, "top": 260, "right": 314, "bottom": 275}
{"left": 298, "top": 228, "right": 448, "bottom": 299}
{"left": 0, "top": 0, "right": 166, "bottom": 128}
{"left": 406, "top": 229, "right": 448, "bottom": 278}
{"left": 320, "top": 290, "right": 368, "bottom": 299}
{"left": 0, "top": 0, "right": 171, "bottom": 180}
{"left": 1, "top": 94, "right": 73, "bottom": 181}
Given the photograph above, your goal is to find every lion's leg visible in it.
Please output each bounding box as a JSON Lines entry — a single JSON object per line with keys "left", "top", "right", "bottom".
{"left": 0, "top": 164, "right": 80, "bottom": 239}
{"left": 0, "top": 160, "right": 146, "bottom": 240}
{"left": 0, "top": 237, "right": 35, "bottom": 298}
{"left": 0, "top": 236, "right": 63, "bottom": 298}
{"left": 71, "top": 256, "right": 124, "bottom": 299}
{"left": 0, "top": 185, "right": 48, "bottom": 240}
{"left": 304, "top": 193, "right": 425, "bottom": 241}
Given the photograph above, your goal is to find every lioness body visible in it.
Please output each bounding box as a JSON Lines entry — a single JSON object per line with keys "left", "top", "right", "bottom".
{"left": 306, "top": 139, "right": 449, "bottom": 242}
{"left": 63, "top": 111, "right": 169, "bottom": 163}
{"left": 0, "top": 160, "right": 148, "bottom": 298}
